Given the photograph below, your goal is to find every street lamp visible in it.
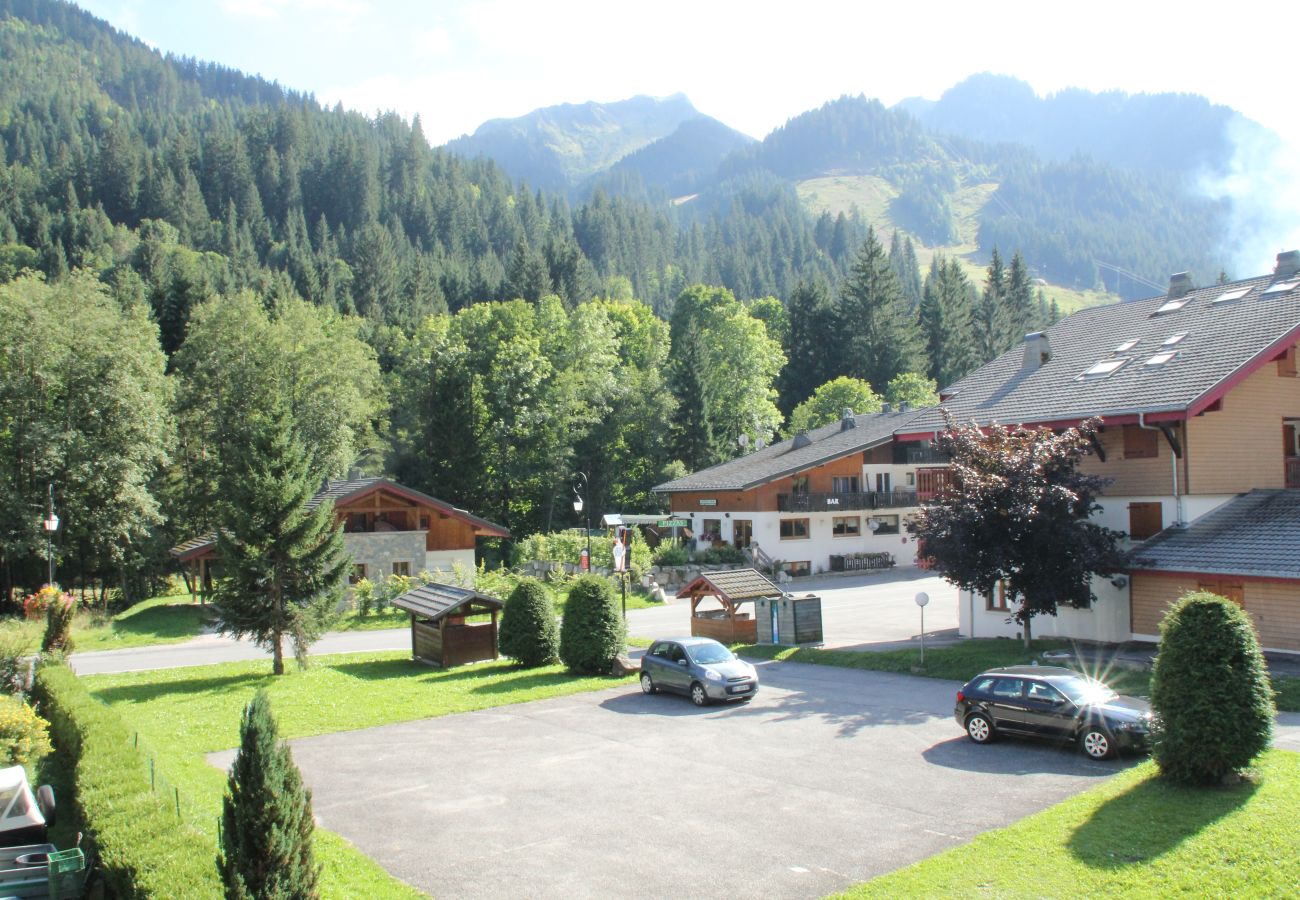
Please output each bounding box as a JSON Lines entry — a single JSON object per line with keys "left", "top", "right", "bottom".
{"left": 43, "top": 483, "right": 59, "bottom": 587}
{"left": 572, "top": 472, "right": 590, "bottom": 573}
{"left": 915, "top": 591, "right": 930, "bottom": 667}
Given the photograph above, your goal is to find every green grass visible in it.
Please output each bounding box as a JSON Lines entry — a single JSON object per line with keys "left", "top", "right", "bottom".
{"left": 73, "top": 593, "right": 211, "bottom": 651}
{"left": 835, "top": 750, "right": 1300, "bottom": 898}
{"left": 83, "top": 652, "right": 635, "bottom": 899}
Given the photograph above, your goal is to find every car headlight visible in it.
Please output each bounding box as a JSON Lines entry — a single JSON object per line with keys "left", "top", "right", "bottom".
{"left": 705, "top": 669, "right": 723, "bottom": 682}
{"left": 1114, "top": 720, "right": 1145, "bottom": 732}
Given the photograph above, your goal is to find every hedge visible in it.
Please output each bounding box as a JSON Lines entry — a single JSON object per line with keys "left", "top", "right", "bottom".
{"left": 32, "top": 663, "right": 219, "bottom": 898}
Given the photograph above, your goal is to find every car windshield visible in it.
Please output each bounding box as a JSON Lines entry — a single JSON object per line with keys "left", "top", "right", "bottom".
{"left": 1056, "top": 676, "right": 1116, "bottom": 705}
{"left": 689, "top": 643, "right": 733, "bottom": 665}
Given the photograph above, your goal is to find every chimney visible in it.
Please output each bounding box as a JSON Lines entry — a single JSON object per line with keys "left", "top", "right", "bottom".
{"left": 899, "top": 401, "right": 911, "bottom": 413}
{"left": 881, "top": 402, "right": 892, "bottom": 414}
{"left": 792, "top": 432, "right": 812, "bottom": 450}
{"left": 1275, "top": 250, "right": 1300, "bottom": 279}
{"left": 1022, "top": 331, "right": 1052, "bottom": 371}
{"left": 1167, "top": 272, "right": 1194, "bottom": 299}
{"left": 840, "top": 408, "right": 857, "bottom": 431}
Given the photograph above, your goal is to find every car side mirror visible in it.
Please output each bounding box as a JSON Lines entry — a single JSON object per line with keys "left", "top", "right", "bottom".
{"left": 677, "top": 659, "right": 689, "bottom": 666}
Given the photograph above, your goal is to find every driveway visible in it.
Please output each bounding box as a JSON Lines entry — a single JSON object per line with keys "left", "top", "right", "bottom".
{"left": 633, "top": 567, "right": 960, "bottom": 650}
{"left": 210, "top": 661, "right": 1128, "bottom": 899}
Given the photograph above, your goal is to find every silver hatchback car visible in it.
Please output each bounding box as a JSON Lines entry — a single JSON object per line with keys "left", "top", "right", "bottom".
{"left": 640, "top": 636, "right": 759, "bottom": 706}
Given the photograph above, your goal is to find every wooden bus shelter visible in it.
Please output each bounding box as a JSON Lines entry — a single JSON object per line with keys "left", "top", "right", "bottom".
{"left": 391, "top": 583, "right": 504, "bottom": 667}
{"left": 676, "top": 568, "right": 781, "bottom": 644}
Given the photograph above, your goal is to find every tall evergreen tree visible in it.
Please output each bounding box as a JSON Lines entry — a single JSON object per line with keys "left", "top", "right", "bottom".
{"left": 889, "top": 231, "right": 923, "bottom": 313}
{"left": 218, "top": 690, "right": 320, "bottom": 899}
{"left": 973, "top": 247, "right": 1006, "bottom": 364}
{"left": 211, "top": 403, "right": 349, "bottom": 676}
{"left": 838, "top": 228, "right": 924, "bottom": 392}
{"left": 1002, "top": 250, "right": 1037, "bottom": 347}
{"left": 779, "top": 277, "right": 837, "bottom": 414}
{"left": 920, "top": 254, "right": 978, "bottom": 387}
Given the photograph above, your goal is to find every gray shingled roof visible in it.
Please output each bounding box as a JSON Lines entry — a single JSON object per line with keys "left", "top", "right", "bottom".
{"left": 654, "top": 407, "right": 930, "bottom": 493}
{"left": 390, "top": 582, "right": 503, "bottom": 621}
{"left": 903, "top": 271, "right": 1300, "bottom": 434}
{"left": 1129, "top": 490, "right": 1300, "bottom": 580}
{"left": 677, "top": 568, "right": 783, "bottom": 602}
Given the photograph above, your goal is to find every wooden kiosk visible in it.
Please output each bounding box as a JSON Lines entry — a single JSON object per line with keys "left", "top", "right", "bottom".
{"left": 677, "top": 569, "right": 782, "bottom": 644}
{"left": 391, "top": 583, "right": 504, "bottom": 667}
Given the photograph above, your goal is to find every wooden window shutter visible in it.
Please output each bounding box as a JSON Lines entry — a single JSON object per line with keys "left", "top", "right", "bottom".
{"left": 1127, "top": 502, "right": 1163, "bottom": 540}
{"left": 1122, "top": 425, "right": 1159, "bottom": 459}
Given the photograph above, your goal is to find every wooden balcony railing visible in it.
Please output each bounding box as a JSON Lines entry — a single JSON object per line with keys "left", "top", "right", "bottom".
{"left": 777, "top": 490, "right": 919, "bottom": 513}
{"left": 1287, "top": 457, "right": 1300, "bottom": 489}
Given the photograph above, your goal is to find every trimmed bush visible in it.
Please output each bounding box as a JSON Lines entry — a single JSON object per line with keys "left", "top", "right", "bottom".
{"left": 32, "top": 663, "right": 218, "bottom": 897}
{"left": 1150, "top": 591, "right": 1276, "bottom": 783}
{"left": 698, "top": 545, "right": 745, "bottom": 565}
{"left": 559, "top": 576, "right": 626, "bottom": 675}
{"left": 653, "top": 544, "right": 688, "bottom": 567}
{"left": 498, "top": 579, "right": 559, "bottom": 668}
{"left": 41, "top": 594, "right": 75, "bottom": 655}
{"left": 0, "top": 694, "right": 51, "bottom": 765}
{"left": 219, "top": 691, "right": 319, "bottom": 899}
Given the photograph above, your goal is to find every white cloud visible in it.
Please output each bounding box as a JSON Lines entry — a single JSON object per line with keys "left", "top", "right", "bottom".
{"left": 219, "top": 0, "right": 370, "bottom": 23}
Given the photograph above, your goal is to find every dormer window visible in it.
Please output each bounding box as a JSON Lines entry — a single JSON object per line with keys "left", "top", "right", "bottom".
{"left": 1079, "top": 358, "right": 1129, "bottom": 380}
{"left": 1162, "top": 333, "right": 1187, "bottom": 347}
{"left": 1212, "top": 287, "right": 1250, "bottom": 304}
{"left": 1262, "top": 279, "right": 1300, "bottom": 296}
{"left": 1145, "top": 351, "right": 1178, "bottom": 367}
{"left": 1114, "top": 340, "right": 1139, "bottom": 353}
{"left": 1155, "top": 297, "right": 1190, "bottom": 314}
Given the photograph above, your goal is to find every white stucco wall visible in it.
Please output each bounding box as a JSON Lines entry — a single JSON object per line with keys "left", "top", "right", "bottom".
{"left": 423, "top": 548, "right": 477, "bottom": 582}
{"left": 1091, "top": 494, "right": 1237, "bottom": 533}
{"left": 958, "top": 574, "right": 1131, "bottom": 643}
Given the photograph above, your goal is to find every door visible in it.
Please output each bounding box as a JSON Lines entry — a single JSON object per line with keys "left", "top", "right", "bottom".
{"left": 658, "top": 642, "right": 691, "bottom": 693}
{"left": 733, "top": 519, "right": 752, "bottom": 549}
{"left": 1021, "top": 680, "right": 1074, "bottom": 736}
{"left": 1197, "top": 580, "right": 1244, "bottom": 606}
{"left": 986, "top": 677, "right": 1030, "bottom": 732}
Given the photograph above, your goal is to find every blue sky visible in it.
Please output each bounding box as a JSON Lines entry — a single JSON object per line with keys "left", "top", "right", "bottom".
{"left": 74, "top": 0, "right": 1298, "bottom": 147}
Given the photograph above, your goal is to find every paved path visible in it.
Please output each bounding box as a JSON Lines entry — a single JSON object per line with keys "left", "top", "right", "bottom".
{"left": 208, "top": 660, "right": 1130, "bottom": 900}
{"left": 73, "top": 570, "right": 958, "bottom": 675}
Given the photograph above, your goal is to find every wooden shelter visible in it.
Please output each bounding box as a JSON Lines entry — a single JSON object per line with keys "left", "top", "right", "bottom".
{"left": 391, "top": 582, "right": 504, "bottom": 667}
{"left": 676, "top": 568, "right": 781, "bottom": 644}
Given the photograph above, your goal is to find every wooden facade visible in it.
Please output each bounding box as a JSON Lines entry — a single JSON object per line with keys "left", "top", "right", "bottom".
{"left": 1130, "top": 570, "right": 1300, "bottom": 652}
{"left": 393, "top": 583, "right": 504, "bottom": 667}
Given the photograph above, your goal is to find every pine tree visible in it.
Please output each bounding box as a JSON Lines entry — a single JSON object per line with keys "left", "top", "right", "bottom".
{"left": 1002, "top": 250, "right": 1037, "bottom": 347}
{"left": 889, "top": 231, "right": 923, "bottom": 314}
{"left": 838, "top": 228, "right": 924, "bottom": 392}
{"left": 920, "top": 254, "right": 976, "bottom": 386}
{"left": 218, "top": 691, "right": 320, "bottom": 899}
{"left": 973, "top": 248, "right": 1006, "bottom": 363}
{"left": 779, "top": 278, "right": 837, "bottom": 413}
{"left": 212, "top": 403, "right": 349, "bottom": 676}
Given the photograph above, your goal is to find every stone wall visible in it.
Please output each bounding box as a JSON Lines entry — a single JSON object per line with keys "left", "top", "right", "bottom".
{"left": 344, "top": 531, "right": 428, "bottom": 581}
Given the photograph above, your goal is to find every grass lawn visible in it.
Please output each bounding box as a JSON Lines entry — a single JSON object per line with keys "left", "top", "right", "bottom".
{"left": 835, "top": 749, "right": 1300, "bottom": 898}
{"left": 0, "top": 593, "right": 211, "bottom": 654}
{"left": 83, "top": 652, "right": 635, "bottom": 899}
{"left": 736, "top": 639, "right": 1300, "bottom": 712}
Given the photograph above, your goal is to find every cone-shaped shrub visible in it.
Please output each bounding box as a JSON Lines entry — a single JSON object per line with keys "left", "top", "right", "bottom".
{"left": 1150, "top": 591, "right": 1276, "bottom": 783}
{"left": 218, "top": 690, "right": 320, "bottom": 899}
{"left": 559, "top": 576, "right": 626, "bottom": 674}
{"left": 498, "top": 578, "right": 559, "bottom": 667}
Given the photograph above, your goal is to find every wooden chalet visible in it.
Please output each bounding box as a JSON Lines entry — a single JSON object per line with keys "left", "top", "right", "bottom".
{"left": 391, "top": 582, "right": 504, "bottom": 667}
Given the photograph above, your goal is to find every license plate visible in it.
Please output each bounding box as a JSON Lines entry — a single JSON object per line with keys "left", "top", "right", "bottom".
{"left": 730, "top": 684, "right": 752, "bottom": 694}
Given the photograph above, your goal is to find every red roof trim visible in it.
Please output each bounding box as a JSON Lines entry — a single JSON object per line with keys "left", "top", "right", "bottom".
{"left": 1187, "top": 322, "right": 1300, "bottom": 417}
{"left": 1127, "top": 568, "right": 1300, "bottom": 587}
{"left": 894, "top": 410, "right": 1189, "bottom": 442}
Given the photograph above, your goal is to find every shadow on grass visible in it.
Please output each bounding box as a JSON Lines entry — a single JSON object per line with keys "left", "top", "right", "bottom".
{"left": 108, "top": 602, "right": 211, "bottom": 642}
{"left": 89, "top": 671, "right": 265, "bottom": 705}
{"left": 330, "top": 658, "right": 521, "bottom": 683}
{"left": 1067, "top": 770, "right": 1257, "bottom": 868}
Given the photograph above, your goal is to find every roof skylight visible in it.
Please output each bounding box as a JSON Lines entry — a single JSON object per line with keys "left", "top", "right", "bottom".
{"left": 1212, "top": 287, "right": 1251, "bottom": 304}
{"left": 1114, "top": 339, "right": 1139, "bottom": 352}
{"left": 1145, "top": 352, "right": 1178, "bottom": 367}
{"left": 1262, "top": 279, "right": 1300, "bottom": 296}
{"left": 1079, "top": 358, "right": 1128, "bottom": 380}
{"left": 1155, "top": 297, "right": 1191, "bottom": 313}
{"left": 1162, "top": 333, "right": 1187, "bottom": 346}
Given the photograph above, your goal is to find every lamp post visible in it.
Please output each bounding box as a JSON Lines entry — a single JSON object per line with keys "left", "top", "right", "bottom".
{"left": 915, "top": 590, "right": 930, "bottom": 667}
{"left": 572, "top": 473, "right": 590, "bottom": 573}
{"left": 43, "top": 483, "right": 59, "bottom": 587}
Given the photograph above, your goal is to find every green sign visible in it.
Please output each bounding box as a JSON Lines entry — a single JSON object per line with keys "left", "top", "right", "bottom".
{"left": 657, "top": 519, "right": 688, "bottom": 528}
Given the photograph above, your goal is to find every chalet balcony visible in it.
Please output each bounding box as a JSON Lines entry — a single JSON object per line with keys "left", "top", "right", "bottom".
{"left": 1288, "top": 457, "right": 1300, "bottom": 489}
{"left": 777, "top": 490, "right": 919, "bottom": 513}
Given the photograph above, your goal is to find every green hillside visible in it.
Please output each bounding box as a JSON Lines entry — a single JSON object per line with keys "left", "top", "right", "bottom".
{"left": 796, "top": 174, "right": 1119, "bottom": 314}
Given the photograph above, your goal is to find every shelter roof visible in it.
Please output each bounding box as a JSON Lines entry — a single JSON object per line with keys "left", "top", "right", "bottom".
{"left": 390, "top": 582, "right": 504, "bottom": 621}
{"left": 676, "top": 568, "right": 783, "bottom": 602}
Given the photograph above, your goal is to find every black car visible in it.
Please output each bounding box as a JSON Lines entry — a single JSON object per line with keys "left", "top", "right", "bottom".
{"left": 953, "top": 665, "right": 1152, "bottom": 760}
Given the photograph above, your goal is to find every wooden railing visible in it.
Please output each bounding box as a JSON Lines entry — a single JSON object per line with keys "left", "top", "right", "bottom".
{"left": 916, "top": 467, "right": 953, "bottom": 501}
{"left": 1287, "top": 457, "right": 1300, "bottom": 489}
{"left": 777, "top": 490, "right": 919, "bottom": 512}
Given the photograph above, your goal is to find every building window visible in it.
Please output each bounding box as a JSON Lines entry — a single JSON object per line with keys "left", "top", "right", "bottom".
{"left": 350, "top": 564, "right": 367, "bottom": 585}
{"left": 875, "top": 472, "right": 892, "bottom": 492}
{"left": 700, "top": 518, "right": 721, "bottom": 545}
{"left": 832, "top": 516, "right": 861, "bottom": 537}
{"left": 1122, "top": 425, "right": 1159, "bottom": 459}
{"left": 905, "top": 471, "right": 916, "bottom": 487}
{"left": 1128, "top": 502, "right": 1163, "bottom": 540}
{"left": 868, "top": 515, "right": 899, "bottom": 535}
{"left": 986, "top": 580, "right": 1011, "bottom": 611}
{"left": 1279, "top": 346, "right": 1298, "bottom": 377}
{"left": 790, "top": 475, "right": 809, "bottom": 494}
{"left": 419, "top": 515, "right": 430, "bottom": 530}
{"left": 780, "top": 518, "right": 810, "bottom": 540}
{"left": 779, "top": 561, "right": 811, "bottom": 578}
{"left": 831, "top": 476, "right": 859, "bottom": 493}
{"left": 392, "top": 561, "right": 411, "bottom": 577}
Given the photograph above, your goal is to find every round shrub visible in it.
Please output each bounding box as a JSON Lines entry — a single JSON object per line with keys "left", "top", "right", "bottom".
{"left": 498, "top": 579, "right": 559, "bottom": 668}
{"left": 559, "top": 576, "right": 626, "bottom": 675}
{"left": 0, "top": 694, "right": 52, "bottom": 766}
{"left": 1150, "top": 591, "right": 1276, "bottom": 783}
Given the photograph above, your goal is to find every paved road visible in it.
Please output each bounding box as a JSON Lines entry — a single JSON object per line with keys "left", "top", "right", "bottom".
{"left": 73, "top": 569, "right": 957, "bottom": 675}
{"left": 209, "top": 660, "right": 1131, "bottom": 900}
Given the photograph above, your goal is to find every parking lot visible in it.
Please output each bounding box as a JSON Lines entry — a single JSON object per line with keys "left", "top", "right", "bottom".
{"left": 247, "top": 659, "right": 1131, "bottom": 899}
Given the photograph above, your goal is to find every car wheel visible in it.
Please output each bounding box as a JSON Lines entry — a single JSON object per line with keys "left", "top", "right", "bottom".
{"left": 965, "top": 712, "right": 995, "bottom": 744}
{"left": 640, "top": 673, "right": 657, "bottom": 695}
{"left": 690, "top": 682, "right": 709, "bottom": 707}
{"left": 1079, "top": 725, "right": 1114, "bottom": 760}
{"left": 36, "top": 785, "right": 55, "bottom": 827}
